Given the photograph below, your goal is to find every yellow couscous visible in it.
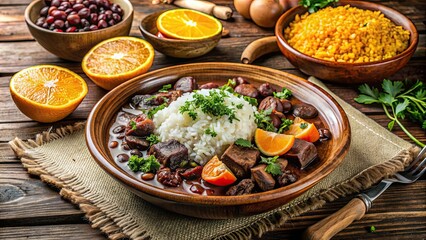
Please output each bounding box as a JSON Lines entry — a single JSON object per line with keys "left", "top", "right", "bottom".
{"left": 284, "top": 5, "right": 410, "bottom": 63}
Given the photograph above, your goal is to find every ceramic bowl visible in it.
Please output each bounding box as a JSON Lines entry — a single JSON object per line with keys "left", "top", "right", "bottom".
{"left": 85, "top": 63, "right": 350, "bottom": 219}
{"left": 139, "top": 10, "right": 222, "bottom": 58}
{"left": 25, "top": 0, "right": 133, "bottom": 62}
{"left": 275, "top": 0, "right": 418, "bottom": 84}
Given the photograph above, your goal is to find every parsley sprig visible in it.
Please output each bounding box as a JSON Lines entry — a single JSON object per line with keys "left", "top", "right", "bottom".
{"left": 301, "top": 0, "right": 338, "bottom": 13}
{"left": 128, "top": 155, "right": 161, "bottom": 173}
{"left": 205, "top": 128, "right": 217, "bottom": 137}
{"left": 146, "top": 134, "right": 160, "bottom": 146}
{"left": 355, "top": 79, "right": 425, "bottom": 147}
{"left": 158, "top": 84, "right": 172, "bottom": 93}
{"left": 273, "top": 87, "right": 292, "bottom": 100}
{"left": 278, "top": 119, "right": 294, "bottom": 133}
{"left": 260, "top": 156, "right": 282, "bottom": 176}
{"left": 235, "top": 138, "right": 253, "bottom": 148}
{"left": 255, "top": 108, "right": 276, "bottom": 132}
{"left": 146, "top": 103, "right": 167, "bottom": 119}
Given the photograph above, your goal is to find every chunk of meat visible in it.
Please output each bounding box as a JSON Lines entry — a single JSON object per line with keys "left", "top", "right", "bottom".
{"left": 221, "top": 144, "right": 259, "bottom": 178}
{"left": 293, "top": 104, "right": 318, "bottom": 119}
{"left": 251, "top": 164, "right": 275, "bottom": 192}
{"left": 226, "top": 179, "right": 255, "bottom": 196}
{"left": 156, "top": 90, "right": 183, "bottom": 104}
{"left": 125, "top": 114, "right": 155, "bottom": 137}
{"left": 259, "top": 96, "right": 284, "bottom": 113}
{"left": 180, "top": 166, "right": 203, "bottom": 180}
{"left": 284, "top": 139, "right": 318, "bottom": 169}
{"left": 148, "top": 140, "right": 188, "bottom": 170}
{"left": 174, "top": 76, "right": 198, "bottom": 93}
{"left": 232, "top": 76, "right": 249, "bottom": 85}
{"left": 234, "top": 84, "right": 259, "bottom": 98}
{"left": 124, "top": 135, "right": 150, "bottom": 150}
{"left": 157, "top": 167, "right": 182, "bottom": 187}
{"left": 258, "top": 83, "right": 275, "bottom": 97}
{"left": 277, "top": 170, "right": 298, "bottom": 187}
{"left": 199, "top": 82, "right": 219, "bottom": 89}
{"left": 277, "top": 158, "right": 288, "bottom": 172}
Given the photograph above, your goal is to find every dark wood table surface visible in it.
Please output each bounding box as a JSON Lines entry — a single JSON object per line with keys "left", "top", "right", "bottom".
{"left": 0, "top": 0, "right": 425, "bottom": 239}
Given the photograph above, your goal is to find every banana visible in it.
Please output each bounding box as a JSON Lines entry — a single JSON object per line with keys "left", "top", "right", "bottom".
{"left": 241, "top": 36, "right": 280, "bottom": 64}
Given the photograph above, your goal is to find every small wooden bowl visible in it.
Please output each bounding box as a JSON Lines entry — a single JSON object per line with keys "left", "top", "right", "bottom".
{"left": 86, "top": 63, "right": 350, "bottom": 219}
{"left": 25, "top": 0, "right": 133, "bottom": 62}
{"left": 139, "top": 11, "right": 222, "bottom": 58}
{"left": 275, "top": 0, "right": 418, "bottom": 84}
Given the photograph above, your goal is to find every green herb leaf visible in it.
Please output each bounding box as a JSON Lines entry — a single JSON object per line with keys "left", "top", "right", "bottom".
{"left": 235, "top": 138, "right": 252, "bottom": 148}
{"left": 273, "top": 87, "right": 292, "bottom": 100}
{"left": 278, "top": 119, "right": 294, "bottom": 133}
{"left": 128, "top": 155, "right": 160, "bottom": 173}
{"left": 301, "top": 0, "right": 338, "bottom": 13}
{"left": 146, "top": 134, "right": 160, "bottom": 146}
{"left": 260, "top": 156, "right": 282, "bottom": 176}
{"left": 358, "top": 84, "right": 380, "bottom": 99}
{"left": 243, "top": 96, "right": 258, "bottom": 106}
{"left": 387, "top": 120, "right": 395, "bottom": 131}
{"left": 369, "top": 226, "right": 376, "bottom": 233}
{"left": 395, "top": 99, "right": 409, "bottom": 117}
{"left": 422, "top": 120, "right": 426, "bottom": 130}
{"left": 354, "top": 94, "right": 381, "bottom": 104}
{"left": 378, "top": 93, "right": 395, "bottom": 106}
{"left": 300, "top": 122, "right": 308, "bottom": 129}
{"left": 147, "top": 103, "right": 167, "bottom": 119}
{"left": 130, "top": 120, "right": 137, "bottom": 130}
{"left": 255, "top": 109, "right": 276, "bottom": 132}
{"left": 158, "top": 84, "right": 172, "bottom": 93}
{"left": 220, "top": 79, "right": 236, "bottom": 92}
{"left": 382, "top": 79, "right": 404, "bottom": 97}
{"left": 205, "top": 128, "right": 217, "bottom": 137}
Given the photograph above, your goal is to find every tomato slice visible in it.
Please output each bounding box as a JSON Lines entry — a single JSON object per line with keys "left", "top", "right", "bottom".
{"left": 202, "top": 156, "right": 237, "bottom": 186}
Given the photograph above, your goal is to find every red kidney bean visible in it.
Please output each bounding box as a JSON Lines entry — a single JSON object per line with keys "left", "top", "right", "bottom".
{"left": 51, "top": 0, "right": 61, "bottom": 7}
{"left": 66, "top": 26, "right": 77, "bottom": 32}
{"left": 76, "top": 0, "right": 84, "bottom": 3}
{"left": 69, "top": 0, "right": 76, "bottom": 4}
{"left": 46, "top": 15, "right": 55, "bottom": 24}
{"left": 104, "top": 10, "right": 112, "bottom": 19}
{"left": 67, "top": 14, "right": 80, "bottom": 25}
{"left": 52, "top": 10, "right": 67, "bottom": 20}
{"left": 53, "top": 19, "right": 64, "bottom": 29}
{"left": 44, "top": 0, "right": 52, "bottom": 6}
{"left": 42, "top": 22, "right": 49, "bottom": 28}
{"left": 60, "top": 1, "right": 71, "bottom": 8}
{"left": 89, "top": 24, "right": 98, "bottom": 31}
{"left": 97, "top": 19, "right": 107, "bottom": 29}
{"left": 83, "top": 0, "right": 90, "bottom": 7}
{"left": 73, "top": 3, "right": 85, "bottom": 11}
{"left": 64, "top": 8, "right": 73, "bottom": 14}
{"left": 89, "top": 4, "right": 97, "bottom": 13}
{"left": 36, "top": 17, "right": 46, "bottom": 26}
{"left": 109, "top": 141, "right": 118, "bottom": 148}
{"left": 40, "top": 6, "right": 49, "bottom": 16}
{"left": 48, "top": 6, "right": 57, "bottom": 15}
{"left": 108, "top": 19, "right": 115, "bottom": 26}
{"left": 89, "top": 13, "right": 98, "bottom": 24}
{"left": 53, "top": 28, "right": 63, "bottom": 32}
{"left": 98, "top": 13, "right": 106, "bottom": 21}
{"left": 81, "top": 18, "right": 90, "bottom": 27}
{"left": 57, "top": 6, "right": 67, "bottom": 11}
{"left": 78, "top": 8, "right": 90, "bottom": 19}
{"left": 112, "top": 13, "right": 121, "bottom": 22}
{"left": 141, "top": 173, "right": 155, "bottom": 181}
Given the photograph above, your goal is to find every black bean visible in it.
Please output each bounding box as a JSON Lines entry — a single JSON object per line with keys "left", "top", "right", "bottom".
{"left": 293, "top": 104, "right": 318, "bottom": 119}
{"left": 190, "top": 184, "right": 204, "bottom": 194}
{"left": 130, "top": 149, "right": 143, "bottom": 157}
{"left": 117, "top": 153, "right": 129, "bottom": 163}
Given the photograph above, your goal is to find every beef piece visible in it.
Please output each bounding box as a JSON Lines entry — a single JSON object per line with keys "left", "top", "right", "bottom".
{"left": 232, "top": 76, "right": 249, "bottom": 85}
{"left": 174, "top": 76, "right": 197, "bottom": 93}
{"left": 258, "top": 83, "right": 275, "bottom": 97}
{"left": 156, "top": 90, "right": 183, "bottom": 104}
{"left": 226, "top": 179, "right": 255, "bottom": 196}
{"left": 277, "top": 158, "right": 288, "bottom": 172}
{"left": 124, "top": 135, "right": 150, "bottom": 150}
{"left": 259, "top": 96, "right": 284, "bottom": 113}
{"left": 148, "top": 140, "right": 188, "bottom": 170}
{"left": 157, "top": 167, "right": 182, "bottom": 187}
{"left": 199, "top": 82, "right": 219, "bottom": 89}
{"left": 277, "top": 170, "right": 298, "bottom": 187}
{"left": 180, "top": 166, "right": 203, "bottom": 180}
{"left": 125, "top": 114, "right": 155, "bottom": 137}
{"left": 279, "top": 99, "right": 292, "bottom": 113}
{"left": 251, "top": 164, "right": 276, "bottom": 192}
{"left": 270, "top": 113, "right": 282, "bottom": 129}
{"left": 131, "top": 94, "right": 164, "bottom": 110}
{"left": 293, "top": 104, "right": 318, "bottom": 119}
{"left": 234, "top": 84, "right": 259, "bottom": 99}
{"left": 284, "top": 139, "right": 318, "bottom": 169}
{"left": 221, "top": 144, "right": 259, "bottom": 178}
{"left": 319, "top": 128, "right": 332, "bottom": 142}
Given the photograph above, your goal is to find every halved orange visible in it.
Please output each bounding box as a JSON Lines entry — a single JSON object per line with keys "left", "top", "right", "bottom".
{"left": 285, "top": 117, "right": 320, "bottom": 142}
{"left": 82, "top": 36, "right": 155, "bottom": 90}
{"left": 9, "top": 65, "right": 88, "bottom": 123}
{"left": 254, "top": 128, "right": 295, "bottom": 156}
{"left": 156, "top": 9, "right": 222, "bottom": 40}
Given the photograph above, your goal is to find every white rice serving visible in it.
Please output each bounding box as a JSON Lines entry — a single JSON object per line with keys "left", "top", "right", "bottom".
{"left": 153, "top": 89, "right": 257, "bottom": 165}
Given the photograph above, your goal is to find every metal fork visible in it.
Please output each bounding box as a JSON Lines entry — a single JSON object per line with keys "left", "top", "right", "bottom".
{"left": 303, "top": 147, "right": 426, "bottom": 240}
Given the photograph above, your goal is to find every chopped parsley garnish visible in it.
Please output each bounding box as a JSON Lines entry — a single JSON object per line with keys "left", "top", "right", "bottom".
{"left": 260, "top": 156, "right": 282, "bottom": 176}
{"left": 278, "top": 119, "right": 294, "bottom": 133}
{"left": 301, "top": 0, "right": 338, "bottom": 13}
{"left": 147, "top": 103, "right": 167, "bottom": 119}
{"left": 243, "top": 96, "right": 258, "bottom": 106}
{"left": 300, "top": 122, "right": 308, "bottom": 129}
{"left": 205, "top": 128, "right": 217, "bottom": 137}
{"left": 179, "top": 90, "right": 239, "bottom": 123}
{"left": 146, "top": 134, "right": 160, "bottom": 146}
{"left": 273, "top": 87, "right": 292, "bottom": 100}
{"left": 235, "top": 138, "right": 252, "bottom": 148}
{"left": 369, "top": 226, "right": 376, "bottom": 233}
{"left": 128, "top": 155, "right": 160, "bottom": 173}
{"left": 158, "top": 84, "right": 172, "bottom": 93}
{"left": 145, "top": 95, "right": 156, "bottom": 101}
{"left": 236, "top": 103, "right": 244, "bottom": 109}
{"left": 220, "top": 79, "right": 236, "bottom": 92}
{"left": 255, "top": 108, "right": 275, "bottom": 132}
{"left": 129, "top": 120, "right": 137, "bottom": 130}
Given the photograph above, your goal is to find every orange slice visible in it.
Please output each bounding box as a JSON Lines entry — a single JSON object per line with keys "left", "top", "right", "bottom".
{"left": 254, "top": 128, "right": 295, "bottom": 156}
{"left": 285, "top": 117, "right": 320, "bottom": 142}
{"left": 9, "top": 65, "right": 88, "bottom": 123}
{"left": 156, "top": 9, "right": 222, "bottom": 40}
{"left": 82, "top": 36, "right": 155, "bottom": 90}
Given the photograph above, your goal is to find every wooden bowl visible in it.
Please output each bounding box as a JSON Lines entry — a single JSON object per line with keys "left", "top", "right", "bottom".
{"left": 139, "top": 11, "right": 221, "bottom": 58}
{"left": 275, "top": 0, "right": 418, "bottom": 84}
{"left": 25, "top": 0, "right": 133, "bottom": 62}
{"left": 85, "top": 63, "right": 350, "bottom": 219}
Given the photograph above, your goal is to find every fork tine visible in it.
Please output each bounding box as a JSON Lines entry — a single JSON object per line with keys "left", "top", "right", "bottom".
{"left": 406, "top": 147, "right": 426, "bottom": 171}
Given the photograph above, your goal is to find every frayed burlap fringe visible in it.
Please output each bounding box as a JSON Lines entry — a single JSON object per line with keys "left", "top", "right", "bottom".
{"left": 9, "top": 123, "right": 419, "bottom": 240}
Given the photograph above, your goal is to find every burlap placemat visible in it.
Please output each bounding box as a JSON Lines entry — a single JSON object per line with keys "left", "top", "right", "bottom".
{"left": 9, "top": 77, "right": 420, "bottom": 240}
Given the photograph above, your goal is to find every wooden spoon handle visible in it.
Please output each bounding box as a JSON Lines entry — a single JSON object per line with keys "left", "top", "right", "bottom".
{"left": 240, "top": 36, "right": 280, "bottom": 64}
{"left": 302, "top": 198, "right": 367, "bottom": 240}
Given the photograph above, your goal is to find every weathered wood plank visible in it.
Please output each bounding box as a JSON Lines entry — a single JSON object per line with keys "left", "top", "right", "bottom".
{"left": 0, "top": 224, "right": 105, "bottom": 239}
{"left": 0, "top": 164, "right": 85, "bottom": 226}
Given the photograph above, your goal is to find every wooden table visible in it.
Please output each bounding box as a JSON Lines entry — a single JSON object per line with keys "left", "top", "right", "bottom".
{"left": 0, "top": 0, "right": 425, "bottom": 239}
